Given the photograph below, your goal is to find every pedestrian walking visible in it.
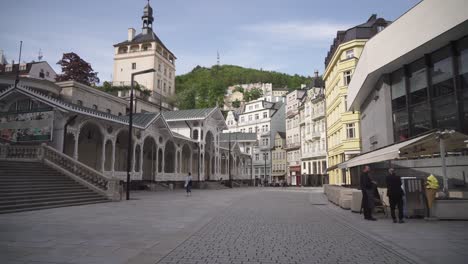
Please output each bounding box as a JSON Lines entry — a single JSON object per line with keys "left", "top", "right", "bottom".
{"left": 184, "top": 172, "right": 193, "bottom": 196}
{"left": 386, "top": 168, "right": 404, "bottom": 223}
{"left": 360, "top": 165, "right": 377, "bottom": 221}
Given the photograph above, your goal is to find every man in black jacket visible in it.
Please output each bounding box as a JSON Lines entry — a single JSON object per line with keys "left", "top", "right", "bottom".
{"left": 360, "top": 165, "right": 376, "bottom": 221}
{"left": 386, "top": 168, "right": 404, "bottom": 223}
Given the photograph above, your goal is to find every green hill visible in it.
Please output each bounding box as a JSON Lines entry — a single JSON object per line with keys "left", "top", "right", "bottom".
{"left": 175, "top": 65, "right": 313, "bottom": 109}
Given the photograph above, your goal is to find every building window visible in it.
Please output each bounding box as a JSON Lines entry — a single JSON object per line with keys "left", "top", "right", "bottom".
{"left": 77, "top": 100, "right": 83, "bottom": 106}
{"left": 408, "top": 58, "right": 428, "bottom": 105}
{"left": 240, "top": 117, "right": 244, "bottom": 122}
{"left": 132, "top": 63, "right": 136, "bottom": 70}
{"left": 377, "top": 25, "right": 385, "bottom": 32}
{"left": 255, "top": 154, "right": 259, "bottom": 161}
{"left": 249, "top": 127, "right": 252, "bottom": 133}
{"left": 391, "top": 69, "right": 406, "bottom": 110}
{"left": 248, "top": 115, "right": 252, "bottom": 121}
{"left": 39, "top": 69, "right": 45, "bottom": 78}
{"left": 458, "top": 36, "right": 468, "bottom": 134}
{"left": 346, "top": 49, "right": 354, "bottom": 59}
{"left": 92, "top": 104, "right": 98, "bottom": 110}
{"left": 118, "top": 112, "right": 122, "bottom": 116}
{"left": 19, "top": 64, "right": 26, "bottom": 70}
{"left": 255, "top": 114, "right": 259, "bottom": 120}
{"left": 346, "top": 123, "right": 355, "bottom": 139}
{"left": 46, "top": 71, "right": 50, "bottom": 77}
{"left": 263, "top": 112, "right": 268, "bottom": 118}
{"left": 344, "top": 70, "right": 352, "bottom": 86}
{"left": 106, "top": 109, "right": 111, "bottom": 114}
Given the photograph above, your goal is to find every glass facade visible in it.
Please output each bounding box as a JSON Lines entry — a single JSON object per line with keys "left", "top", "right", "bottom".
{"left": 459, "top": 37, "right": 468, "bottom": 134}
{"left": 391, "top": 35, "right": 468, "bottom": 141}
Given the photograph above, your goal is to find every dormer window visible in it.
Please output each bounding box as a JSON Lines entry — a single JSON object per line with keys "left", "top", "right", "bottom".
{"left": 346, "top": 49, "right": 354, "bottom": 59}
{"left": 39, "top": 69, "right": 45, "bottom": 78}
{"left": 377, "top": 25, "right": 385, "bottom": 32}
{"left": 77, "top": 100, "right": 83, "bottom": 106}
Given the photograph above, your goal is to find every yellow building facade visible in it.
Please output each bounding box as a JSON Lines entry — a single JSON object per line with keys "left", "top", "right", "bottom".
{"left": 323, "top": 15, "right": 390, "bottom": 185}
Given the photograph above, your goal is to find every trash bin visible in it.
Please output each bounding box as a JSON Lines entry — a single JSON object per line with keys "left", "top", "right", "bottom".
{"left": 401, "top": 177, "right": 427, "bottom": 218}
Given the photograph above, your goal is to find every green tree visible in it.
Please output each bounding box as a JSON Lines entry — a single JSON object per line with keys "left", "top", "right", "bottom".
{"left": 175, "top": 65, "right": 314, "bottom": 109}
{"left": 232, "top": 99, "right": 241, "bottom": 108}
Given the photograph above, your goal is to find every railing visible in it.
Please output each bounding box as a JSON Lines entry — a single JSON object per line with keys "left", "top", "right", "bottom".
{"left": 0, "top": 144, "right": 120, "bottom": 201}
{"left": 286, "top": 109, "right": 298, "bottom": 118}
{"left": 0, "top": 144, "right": 42, "bottom": 160}
{"left": 284, "top": 142, "right": 301, "bottom": 150}
{"left": 42, "top": 145, "right": 108, "bottom": 191}
{"left": 311, "top": 111, "right": 325, "bottom": 120}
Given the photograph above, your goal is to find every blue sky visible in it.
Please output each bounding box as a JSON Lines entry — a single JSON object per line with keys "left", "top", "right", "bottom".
{"left": 0, "top": 0, "right": 419, "bottom": 82}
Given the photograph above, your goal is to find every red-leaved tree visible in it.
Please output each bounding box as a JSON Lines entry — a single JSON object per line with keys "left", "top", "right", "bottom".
{"left": 55, "top": 52, "right": 99, "bottom": 86}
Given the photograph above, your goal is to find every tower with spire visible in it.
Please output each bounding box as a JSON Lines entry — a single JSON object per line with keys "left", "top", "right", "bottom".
{"left": 112, "top": 0, "right": 176, "bottom": 111}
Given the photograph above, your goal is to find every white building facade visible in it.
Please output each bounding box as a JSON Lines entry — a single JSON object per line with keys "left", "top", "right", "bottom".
{"left": 285, "top": 90, "right": 306, "bottom": 185}
{"left": 225, "top": 99, "right": 285, "bottom": 183}
{"left": 299, "top": 85, "right": 327, "bottom": 186}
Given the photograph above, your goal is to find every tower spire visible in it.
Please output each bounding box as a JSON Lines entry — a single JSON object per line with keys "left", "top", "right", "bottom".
{"left": 142, "top": 0, "right": 154, "bottom": 35}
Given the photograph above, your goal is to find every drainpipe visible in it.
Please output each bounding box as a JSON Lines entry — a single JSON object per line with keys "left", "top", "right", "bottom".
{"left": 62, "top": 115, "right": 78, "bottom": 153}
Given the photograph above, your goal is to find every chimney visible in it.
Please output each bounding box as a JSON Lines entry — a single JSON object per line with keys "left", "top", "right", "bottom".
{"left": 128, "top": 28, "right": 136, "bottom": 41}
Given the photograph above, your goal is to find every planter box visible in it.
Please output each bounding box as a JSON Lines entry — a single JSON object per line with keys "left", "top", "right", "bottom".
{"left": 351, "top": 190, "right": 363, "bottom": 213}
{"left": 432, "top": 199, "right": 468, "bottom": 220}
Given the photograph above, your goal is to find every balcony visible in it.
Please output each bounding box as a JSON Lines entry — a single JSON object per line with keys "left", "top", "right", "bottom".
{"left": 286, "top": 109, "right": 298, "bottom": 118}
{"left": 259, "top": 144, "right": 271, "bottom": 151}
{"left": 311, "top": 111, "right": 325, "bottom": 120}
{"left": 311, "top": 131, "right": 321, "bottom": 139}
{"left": 260, "top": 130, "right": 270, "bottom": 137}
{"left": 284, "top": 142, "right": 300, "bottom": 150}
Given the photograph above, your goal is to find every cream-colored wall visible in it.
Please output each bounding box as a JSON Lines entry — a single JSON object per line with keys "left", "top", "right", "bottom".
{"left": 113, "top": 43, "right": 176, "bottom": 99}
{"left": 324, "top": 40, "right": 365, "bottom": 185}
{"left": 58, "top": 82, "right": 128, "bottom": 116}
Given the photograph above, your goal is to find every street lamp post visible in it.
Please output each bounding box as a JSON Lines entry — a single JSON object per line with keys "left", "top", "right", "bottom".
{"left": 126, "top": 69, "right": 156, "bottom": 201}
{"left": 263, "top": 152, "right": 267, "bottom": 186}
{"left": 228, "top": 132, "right": 232, "bottom": 188}
{"left": 436, "top": 129, "right": 455, "bottom": 197}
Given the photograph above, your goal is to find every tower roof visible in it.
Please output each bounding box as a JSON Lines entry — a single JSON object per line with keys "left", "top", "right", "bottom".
{"left": 142, "top": 1, "right": 154, "bottom": 24}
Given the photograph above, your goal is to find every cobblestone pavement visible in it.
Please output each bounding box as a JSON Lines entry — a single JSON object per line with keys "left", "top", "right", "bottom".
{"left": 3, "top": 188, "right": 466, "bottom": 264}
{"left": 157, "top": 189, "right": 414, "bottom": 264}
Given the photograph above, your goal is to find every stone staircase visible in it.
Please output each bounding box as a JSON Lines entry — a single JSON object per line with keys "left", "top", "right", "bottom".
{"left": 0, "top": 161, "right": 109, "bottom": 214}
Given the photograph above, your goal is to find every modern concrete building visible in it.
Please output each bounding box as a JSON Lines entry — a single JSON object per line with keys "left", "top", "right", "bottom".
{"left": 285, "top": 89, "right": 306, "bottom": 185}
{"left": 342, "top": 0, "right": 468, "bottom": 188}
{"left": 272, "top": 131, "right": 287, "bottom": 183}
{"left": 112, "top": 2, "right": 175, "bottom": 110}
{"left": 299, "top": 74, "right": 327, "bottom": 185}
{"left": 323, "top": 14, "right": 390, "bottom": 185}
{"left": 224, "top": 99, "right": 285, "bottom": 183}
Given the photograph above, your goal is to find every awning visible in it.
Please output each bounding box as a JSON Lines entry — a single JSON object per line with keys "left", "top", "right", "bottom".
{"left": 338, "top": 133, "right": 433, "bottom": 169}
{"left": 400, "top": 131, "right": 468, "bottom": 158}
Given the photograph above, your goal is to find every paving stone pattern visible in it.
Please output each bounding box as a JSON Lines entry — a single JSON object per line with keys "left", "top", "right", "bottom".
{"left": 157, "top": 191, "right": 414, "bottom": 264}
